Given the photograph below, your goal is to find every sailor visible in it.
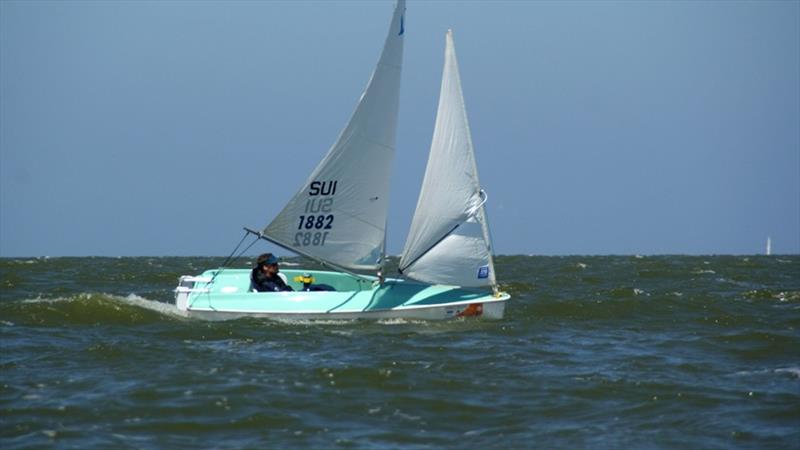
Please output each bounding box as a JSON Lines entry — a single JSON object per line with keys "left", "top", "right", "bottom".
{"left": 251, "top": 253, "right": 293, "bottom": 292}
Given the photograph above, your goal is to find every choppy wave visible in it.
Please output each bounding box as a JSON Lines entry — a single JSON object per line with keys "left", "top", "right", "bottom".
{"left": 0, "top": 293, "right": 184, "bottom": 326}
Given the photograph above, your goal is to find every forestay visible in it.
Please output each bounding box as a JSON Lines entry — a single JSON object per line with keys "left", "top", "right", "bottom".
{"left": 399, "top": 30, "right": 496, "bottom": 288}
{"left": 262, "top": 0, "right": 405, "bottom": 271}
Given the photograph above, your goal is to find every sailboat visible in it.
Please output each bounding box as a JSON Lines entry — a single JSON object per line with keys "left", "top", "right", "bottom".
{"left": 174, "top": 0, "right": 510, "bottom": 320}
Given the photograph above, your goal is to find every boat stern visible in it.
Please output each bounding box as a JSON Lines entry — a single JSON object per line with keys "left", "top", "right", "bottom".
{"left": 480, "top": 293, "right": 509, "bottom": 319}
{"left": 174, "top": 275, "right": 212, "bottom": 312}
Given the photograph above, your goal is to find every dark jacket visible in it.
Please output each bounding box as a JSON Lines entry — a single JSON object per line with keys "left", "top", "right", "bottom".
{"left": 251, "top": 268, "right": 293, "bottom": 292}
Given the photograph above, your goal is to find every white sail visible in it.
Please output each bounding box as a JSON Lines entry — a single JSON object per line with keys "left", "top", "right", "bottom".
{"left": 263, "top": 0, "right": 405, "bottom": 271}
{"left": 399, "top": 30, "right": 496, "bottom": 288}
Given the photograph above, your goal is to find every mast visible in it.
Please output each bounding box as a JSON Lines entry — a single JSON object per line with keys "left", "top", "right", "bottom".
{"left": 475, "top": 191, "right": 499, "bottom": 295}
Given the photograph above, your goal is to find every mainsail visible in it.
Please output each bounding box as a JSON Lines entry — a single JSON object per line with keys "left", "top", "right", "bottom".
{"left": 262, "top": 0, "right": 405, "bottom": 271}
{"left": 399, "top": 30, "right": 497, "bottom": 288}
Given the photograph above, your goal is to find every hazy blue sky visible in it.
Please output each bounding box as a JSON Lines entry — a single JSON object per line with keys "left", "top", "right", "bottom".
{"left": 2, "top": 0, "right": 798, "bottom": 256}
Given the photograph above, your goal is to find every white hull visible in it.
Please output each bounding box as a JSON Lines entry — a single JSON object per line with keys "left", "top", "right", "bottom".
{"left": 175, "top": 269, "right": 509, "bottom": 322}
{"left": 182, "top": 298, "right": 507, "bottom": 321}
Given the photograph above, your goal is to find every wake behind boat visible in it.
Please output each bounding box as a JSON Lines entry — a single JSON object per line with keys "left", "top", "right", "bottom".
{"left": 175, "top": 0, "right": 510, "bottom": 320}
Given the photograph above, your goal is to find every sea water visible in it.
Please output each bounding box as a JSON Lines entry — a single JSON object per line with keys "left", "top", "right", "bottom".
{"left": 1, "top": 256, "right": 798, "bottom": 449}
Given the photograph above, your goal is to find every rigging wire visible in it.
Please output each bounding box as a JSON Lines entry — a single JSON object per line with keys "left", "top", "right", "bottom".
{"left": 208, "top": 230, "right": 260, "bottom": 285}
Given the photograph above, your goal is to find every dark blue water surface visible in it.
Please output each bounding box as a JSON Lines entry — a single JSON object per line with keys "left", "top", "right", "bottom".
{"left": 1, "top": 256, "right": 798, "bottom": 449}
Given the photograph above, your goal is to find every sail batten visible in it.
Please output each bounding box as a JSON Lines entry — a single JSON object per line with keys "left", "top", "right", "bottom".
{"left": 262, "top": 0, "right": 405, "bottom": 271}
{"left": 399, "top": 30, "right": 496, "bottom": 288}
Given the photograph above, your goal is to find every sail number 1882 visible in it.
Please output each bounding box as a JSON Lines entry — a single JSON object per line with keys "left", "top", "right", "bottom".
{"left": 297, "top": 215, "right": 334, "bottom": 230}
{"left": 294, "top": 231, "right": 329, "bottom": 247}
{"left": 295, "top": 214, "right": 333, "bottom": 247}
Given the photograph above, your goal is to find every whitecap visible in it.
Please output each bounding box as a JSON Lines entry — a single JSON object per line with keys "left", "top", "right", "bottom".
{"left": 392, "top": 409, "right": 421, "bottom": 421}
{"left": 775, "top": 368, "right": 800, "bottom": 379}
{"left": 775, "top": 291, "right": 800, "bottom": 302}
{"left": 21, "top": 296, "right": 62, "bottom": 304}
{"left": 377, "top": 318, "right": 429, "bottom": 325}
{"left": 18, "top": 293, "right": 188, "bottom": 319}
{"left": 122, "top": 294, "right": 188, "bottom": 318}
{"left": 330, "top": 330, "right": 353, "bottom": 337}
{"left": 733, "top": 367, "right": 800, "bottom": 380}
{"left": 378, "top": 318, "right": 410, "bottom": 325}
{"left": 271, "top": 318, "right": 352, "bottom": 326}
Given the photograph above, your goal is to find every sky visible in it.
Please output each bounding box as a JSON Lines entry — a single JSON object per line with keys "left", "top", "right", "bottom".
{"left": 1, "top": 0, "right": 798, "bottom": 257}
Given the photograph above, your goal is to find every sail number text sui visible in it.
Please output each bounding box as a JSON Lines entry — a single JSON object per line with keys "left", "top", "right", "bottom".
{"left": 294, "top": 180, "right": 337, "bottom": 247}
